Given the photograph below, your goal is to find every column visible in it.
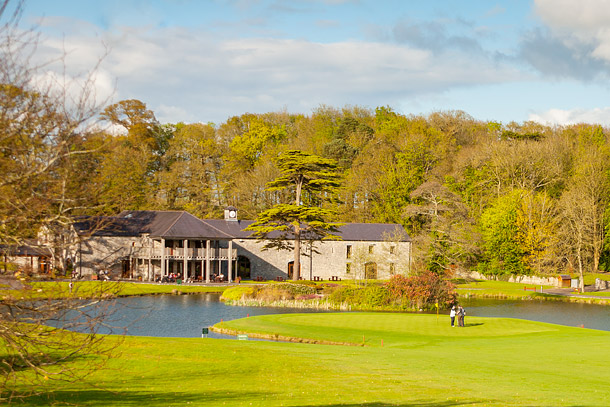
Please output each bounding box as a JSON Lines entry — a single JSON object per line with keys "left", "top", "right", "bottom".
{"left": 205, "top": 240, "right": 211, "bottom": 283}
{"left": 161, "top": 238, "right": 166, "bottom": 278}
{"left": 183, "top": 239, "right": 188, "bottom": 281}
{"left": 228, "top": 240, "right": 233, "bottom": 283}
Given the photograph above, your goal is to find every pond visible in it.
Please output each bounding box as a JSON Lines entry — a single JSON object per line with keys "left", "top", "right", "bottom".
{"left": 100, "top": 294, "right": 610, "bottom": 338}
{"left": 459, "top": 297, "right": 610, "bottom": 331}
{"left": 103, "top": 293, "right": 329, "bottom": 339}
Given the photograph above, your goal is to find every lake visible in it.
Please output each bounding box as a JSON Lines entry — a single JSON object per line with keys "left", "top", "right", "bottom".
{"left": 99, "top": 294, "right": 610, "bottom": 338}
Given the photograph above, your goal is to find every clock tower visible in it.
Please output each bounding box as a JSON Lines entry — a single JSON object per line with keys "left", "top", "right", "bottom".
{"left": 224, "top": 206, "right": 238, "bottom": 221}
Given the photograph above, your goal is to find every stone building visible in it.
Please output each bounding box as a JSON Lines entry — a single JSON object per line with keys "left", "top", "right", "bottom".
{"left": 69, "top": 208, "right": 412, "bottom": 281}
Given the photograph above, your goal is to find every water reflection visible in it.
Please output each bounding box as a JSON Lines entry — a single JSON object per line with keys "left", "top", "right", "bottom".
{"left": 460, "top": 297, "right": 610, "bottom": 331}
{"left": 107, "top": 293, "right": 328, "bottom": 338}
{"left": 102, "top": 294, "right": 610, "bottom": 338}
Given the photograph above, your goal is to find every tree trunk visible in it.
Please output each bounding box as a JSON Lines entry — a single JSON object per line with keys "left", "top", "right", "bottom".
{"left": 577, "top": 245, "right": 585, "bottom": 293}
{"left": 293, "top": 228, "right": 301, "bottom": 281}
{"left": 293, "top": 178, "right": 302, "bottom": 281}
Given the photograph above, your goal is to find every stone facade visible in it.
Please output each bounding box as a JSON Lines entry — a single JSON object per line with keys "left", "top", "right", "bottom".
{"left": 49, "top": 210, "right": 412, "bottom": 282}
{"left": 234, "top": 238, "right": 411, "bottom": 280}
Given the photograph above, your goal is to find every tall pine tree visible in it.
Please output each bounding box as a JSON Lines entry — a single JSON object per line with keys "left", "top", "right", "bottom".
{"left": 245, "top": 150, "right": 342, "bottom": 280}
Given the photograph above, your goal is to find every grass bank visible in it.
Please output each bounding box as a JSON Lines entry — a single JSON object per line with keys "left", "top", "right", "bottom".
{"left": 3, "top": 281, "right": 227, "bottom": 300}
{"left": 456, "top": 280, "right": 555, "bottom": 299}
{"left": 456, "top": 280, "right": 610, "bottom": 305}
{"left": 12, "top": 313, "right": 610, "bottom": 406}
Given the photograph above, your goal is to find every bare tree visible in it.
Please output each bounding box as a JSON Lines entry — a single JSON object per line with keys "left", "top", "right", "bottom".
{"left": 559, "top": 145, "right": 610, "bottom": 291}
{"left": 0, "top": 1, "right": 121, "bottom": 402}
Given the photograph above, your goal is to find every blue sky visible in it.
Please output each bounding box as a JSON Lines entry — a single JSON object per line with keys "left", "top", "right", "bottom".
{"left": 15, "top": 0, "right": 610, "bottom": 126}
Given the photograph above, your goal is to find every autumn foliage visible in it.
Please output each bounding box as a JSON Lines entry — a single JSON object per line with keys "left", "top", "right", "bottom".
{"left": 386, "top": 270, "right": 456, "bottom": 310}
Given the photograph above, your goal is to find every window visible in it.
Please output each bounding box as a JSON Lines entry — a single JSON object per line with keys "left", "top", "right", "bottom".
{"left": 368, "top": 245, "right": 374, "bottom": 254}
{"left": 389, "top": 263, "right": 395, "bottom": 275}
{"left": 346, "top": 245, "right": 352, "bottom": 259}
{"left": 390, "top": 245, "right": 395, "bottom": 254}
{"left": 346, "top": 263, "right": 351, "bottom": 274}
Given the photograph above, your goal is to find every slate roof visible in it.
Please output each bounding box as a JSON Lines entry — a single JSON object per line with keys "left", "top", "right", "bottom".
{"left": 74, "top": 216, "right": 144, "bottom": 237}
{"left": 75, "top": 211, "right": 233, "bottom": 239}
{"left": 75, "top": 210, "right": 410, "bottom": 242}
{"left": 203, "top": 219, "right": 410, "bottom": 242}
{"left": 0, "top": 244, "right": 52, "bottom": 257}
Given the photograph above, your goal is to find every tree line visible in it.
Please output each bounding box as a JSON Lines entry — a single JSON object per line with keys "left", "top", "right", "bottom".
{"left": 9, "top": 95, "right": 608, "bottom": 282}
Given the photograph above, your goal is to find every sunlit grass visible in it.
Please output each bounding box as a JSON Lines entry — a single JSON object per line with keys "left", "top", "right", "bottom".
{"left": 12, "top": 312, "right": 610, "bottom": 406}
{"left": 7, "top": 281, "right": 227, "bottom": 300}
{"left": 456, "top": 279, "right": 555, "bottom": 299}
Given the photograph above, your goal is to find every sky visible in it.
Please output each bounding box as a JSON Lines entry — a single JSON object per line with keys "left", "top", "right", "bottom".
{"left": 13, "top": 0, "right": 610, "bottom": 126}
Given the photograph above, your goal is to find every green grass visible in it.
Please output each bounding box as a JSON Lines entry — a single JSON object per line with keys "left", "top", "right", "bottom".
{"left": 4, "top": 281, "right": 227, "bottom": 300}
{"left": 456, "top": 280, "right": 555, "bottom": 299}
{"left": 583, "top": 272, "right": 610, "bottom": 285}
{"left": 11, "top": 313, "right": 610, "bottom": 406}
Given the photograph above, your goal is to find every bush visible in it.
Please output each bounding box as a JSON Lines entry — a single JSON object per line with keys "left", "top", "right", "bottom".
{"left": 386, "top": 270, "right": 456, "bottom": 310}
{"left": 221, "top": 286, "right": 256, "bottom": 302}
{"left": 328, "top": 286, "right": 391, "bottom": 308}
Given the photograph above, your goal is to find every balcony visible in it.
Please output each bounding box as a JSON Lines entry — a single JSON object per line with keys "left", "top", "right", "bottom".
{"left": 144, "top": 247, "right": 237, "bottom": 260}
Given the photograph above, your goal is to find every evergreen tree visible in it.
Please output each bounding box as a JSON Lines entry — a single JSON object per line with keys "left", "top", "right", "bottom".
{"left": 245, "top": 150, "right": 342, "bottom": 280}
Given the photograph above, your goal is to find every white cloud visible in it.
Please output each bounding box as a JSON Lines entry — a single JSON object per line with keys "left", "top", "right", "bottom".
{"left": 529, "top": 107, "right": 610, "bottom": 126}
{"left": 30, "top": 20, "right": 524, "bottom": 124}
{"left": 534, "top": 0, "right": 610, "bottom": 63}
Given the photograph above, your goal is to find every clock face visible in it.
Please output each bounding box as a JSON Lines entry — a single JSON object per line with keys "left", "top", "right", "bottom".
{"left": 229, "top": 210, "right": 236, "bottom": 218}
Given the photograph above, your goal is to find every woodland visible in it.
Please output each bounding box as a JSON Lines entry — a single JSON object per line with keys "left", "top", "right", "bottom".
{"left": 7, "top": 96, "right": 609, "bottom": 280}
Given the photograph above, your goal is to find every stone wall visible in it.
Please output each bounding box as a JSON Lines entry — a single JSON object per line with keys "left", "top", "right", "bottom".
{"left": 77, "top": 236, "right": 145, "bottom": 277}
{"left": 456, "top": 270, "right": 561, "bottom": 287}
{"left": 233, "top": 239, "right": 411, "bottom": 280}
{"left": 595, "top": 278, "right": 610, "bottom": 290}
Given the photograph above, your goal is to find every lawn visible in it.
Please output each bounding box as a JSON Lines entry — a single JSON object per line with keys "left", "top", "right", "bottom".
{"left": 9, "top": 281, "right": 228, "bottom": 300}
{"left": 456, "top": 280, "right": 555, "bottom": 299}
{"left": 13, "top": 313, "right": 610, "bottom": 406}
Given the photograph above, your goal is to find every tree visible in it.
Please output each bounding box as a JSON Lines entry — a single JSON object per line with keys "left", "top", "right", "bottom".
{"left": 155, "top": 123, "right": 223, "bottom": 216}
{"left": 0, "top": 0, "right": 120, "bottom": 400}
{"left": 245, "top": 150, "right": 342, "bottom": 280}
{"left": 406, "top": 180, "right": 481, "bottom": 273}
{"left": 479, "top": 190, "right": 527, "bottom": 275}
{"left": 559, "top": 144, "right": 610, "bottom": 291}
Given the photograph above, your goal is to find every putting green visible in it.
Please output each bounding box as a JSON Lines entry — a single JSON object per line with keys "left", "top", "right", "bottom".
{"left": 215, "top": 312, "right": 561, "bottom": 346}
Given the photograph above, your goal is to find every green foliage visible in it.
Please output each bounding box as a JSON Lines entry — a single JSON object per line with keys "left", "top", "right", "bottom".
{"left": 327, "top": 285, "right": 391, "bottom": 308}
{"left": 500, "top": 130, "right": 542, "bottom": 141}
{"left": 223, "top": 283, "right": 316, "bottom": 303}
{"left": 246, "top": 150, "right": 343, "bottom": 279}
{"left": 479, "top": 190, "right": 527, "bottom": 275}
{"left": 15, "top": 87, "right": 610, "bottom": 279}
{"left": 220, "top": 286, "right": 257, "bottom": 301}
{"left": 228, "top": 117, "right": 286, "bottom": 167}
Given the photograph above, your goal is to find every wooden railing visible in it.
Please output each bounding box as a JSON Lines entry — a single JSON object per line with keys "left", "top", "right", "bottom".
{"left": 144, "top": 247, "right": 237, "bottom": 260}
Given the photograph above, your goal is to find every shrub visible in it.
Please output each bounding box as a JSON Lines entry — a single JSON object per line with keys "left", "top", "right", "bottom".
{"left": 328, "top": 285, "right": 391, "bottom": 308}
{"left": 386, "top": 270, "right": 456, "bottom": 310}
{"left": 221, "top": 286, "right": 256, "bottom": 302}
{"left": 235, "top": 283, "right": 317, "bottom": 302}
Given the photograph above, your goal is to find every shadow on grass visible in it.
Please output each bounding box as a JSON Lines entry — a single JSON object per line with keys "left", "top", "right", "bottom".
{"left": 464, "top": 323, "right": 484, "bottom": 327}
{"left": 20, "top": 389, "right": 274, "bottom": 406}
{"left": 292, "top": 401, "right": 481, "bottom": 407}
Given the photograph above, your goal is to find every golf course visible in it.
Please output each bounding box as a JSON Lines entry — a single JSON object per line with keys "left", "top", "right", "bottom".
{"left": 16, "top": 312, "right": 610, "bottom": 406}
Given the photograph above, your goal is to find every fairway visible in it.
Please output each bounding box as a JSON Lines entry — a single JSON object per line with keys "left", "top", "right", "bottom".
{"left": 15, "top": 312, "right": 610, "bottom": 406}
